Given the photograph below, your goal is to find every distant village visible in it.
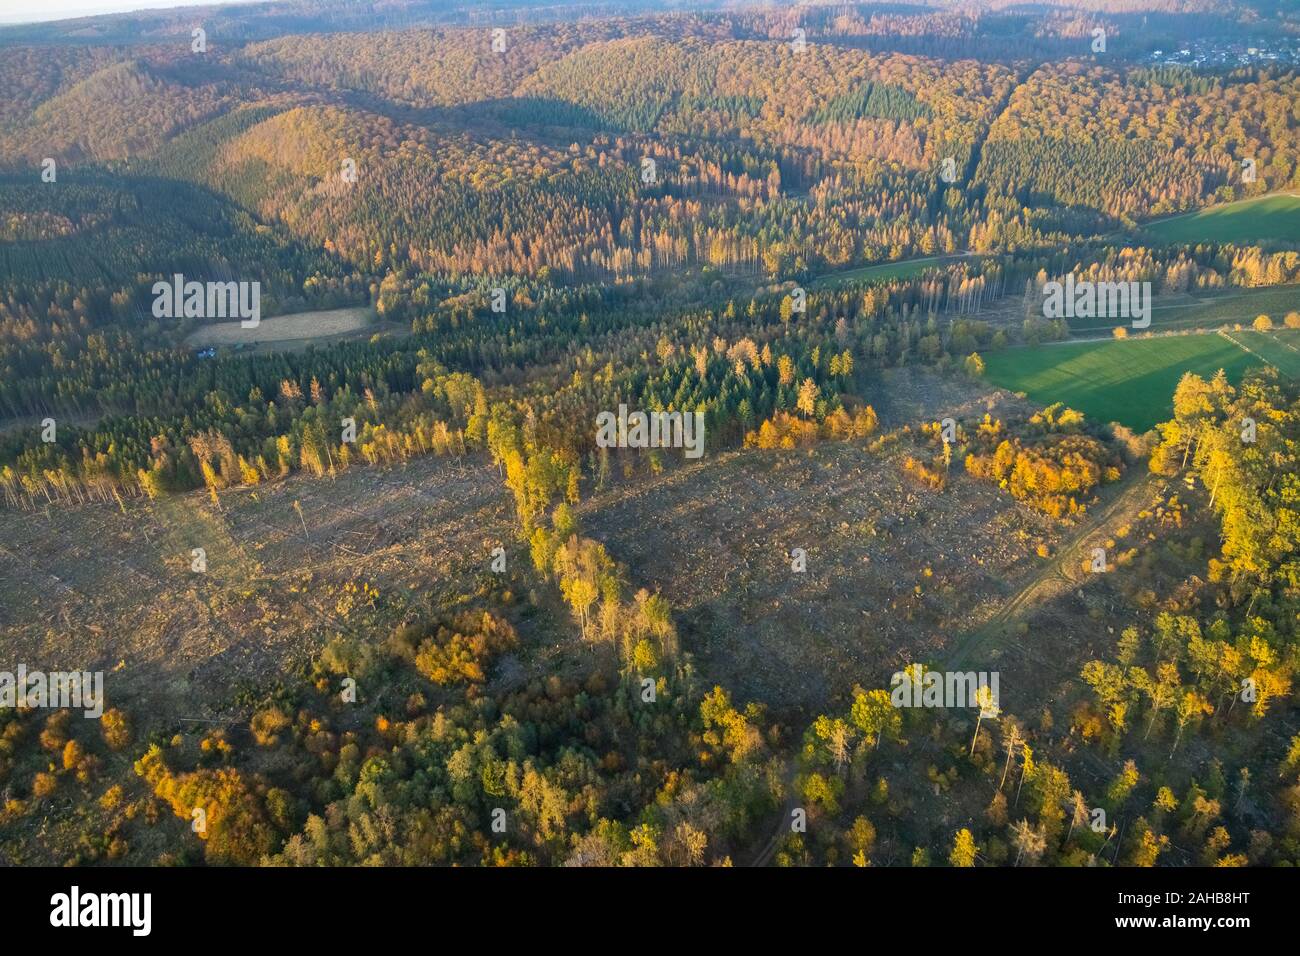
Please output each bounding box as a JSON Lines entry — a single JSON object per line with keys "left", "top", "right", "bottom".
{"left": 1148, "top": 36, "right": 1299, "bottom": 67}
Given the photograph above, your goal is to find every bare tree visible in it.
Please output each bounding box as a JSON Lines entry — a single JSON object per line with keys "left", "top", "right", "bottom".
{"left": 1011, "top": 819, "right": 1046, "bottom": 867}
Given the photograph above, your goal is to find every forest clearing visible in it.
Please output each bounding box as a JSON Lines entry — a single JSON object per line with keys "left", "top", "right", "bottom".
{"left": 185, "top": 305, "right": 380, "bottom": 350}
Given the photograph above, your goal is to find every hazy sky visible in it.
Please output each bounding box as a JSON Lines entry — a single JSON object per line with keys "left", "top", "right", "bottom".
{"left": 0, "top": 0, "right": 267, "bottom": 25}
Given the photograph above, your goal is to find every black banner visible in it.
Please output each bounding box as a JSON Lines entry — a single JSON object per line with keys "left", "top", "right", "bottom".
{"left": 1, "top": 865, "right": 1277, "bottom": 943}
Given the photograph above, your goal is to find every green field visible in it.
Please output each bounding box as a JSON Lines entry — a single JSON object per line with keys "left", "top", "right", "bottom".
{"left": 1230, "top": 329, "right": 1300, "bottom": 378}
{"left": 1141, "top": 194, "right": 1300, "bottom": 245}
{"left": 983, "top": 330, "right": 1300, "bottom": 432}
{"left": 1064, "top": 284, "right": 1300, "bottom": 335}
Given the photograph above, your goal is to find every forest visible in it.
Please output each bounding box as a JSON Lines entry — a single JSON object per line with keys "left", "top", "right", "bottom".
{"left": 0, "top": 0, "right": 1298, "bottom": 873}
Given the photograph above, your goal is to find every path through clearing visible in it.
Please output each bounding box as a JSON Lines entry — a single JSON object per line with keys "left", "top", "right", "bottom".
{"left": 944, "top": 469, "right": 1158, "bottom": 671}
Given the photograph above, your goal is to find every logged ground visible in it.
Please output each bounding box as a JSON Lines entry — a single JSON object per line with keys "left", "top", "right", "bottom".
{"left": 0, "top": 454, "right": 515, "bottom": 726}
{"left": 580, "top": 368, "right": 1078, "bottom": 717}
{"left": 0, "top": 368, "right": 1049, "bottom": 730}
